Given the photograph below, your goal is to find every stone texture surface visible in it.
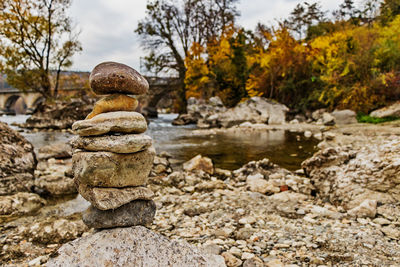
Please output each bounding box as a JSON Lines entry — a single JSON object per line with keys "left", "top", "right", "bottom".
{"left": 183, "top": 155, "right": 214, "bottom": 174}
{"left": 86, "top": 94, "right": 139, "bottom": 119}
{"left": 38, "top": 143, "right": 72, "bottom": 160}
{"left": 72, "top": 111, "right": 147, "bottom": 136}
{"left": 0, "top": 122, "right": 36, "bottom": 195}
{"left": 47, "top": 226, "right": 225, "bottom": 267}
{"left": 73, "top": 147, "right": 155, "bottom": 187}
{"left": 331, "top": 109, "right": 358, "bottom": 125}
{"left": 370, "top": 101, "right": 400, "bottom": 118}
{"left": 0, "top": 193, "right": 46, "bottom": 217}
{"left": 89, "top": 61, "right": 149, "bottom": 95}
{"left": 70, "top": 134, "right": 152, "bottom": 153}
{"left": 82, "top": 200, "right": 156, "bottom": 229}
{"left": 77, "top": 183, "right": 154, "bottom": 210}
{"left": 302, "top": 139, "right": 400, "bottom": 209}
{"left": 34, "top": 174, "right": 76, "bottom": 196}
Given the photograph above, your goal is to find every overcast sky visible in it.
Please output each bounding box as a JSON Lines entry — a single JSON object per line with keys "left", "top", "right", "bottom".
{"left": 68, "top": 0, "right": 345, "bottom": 72}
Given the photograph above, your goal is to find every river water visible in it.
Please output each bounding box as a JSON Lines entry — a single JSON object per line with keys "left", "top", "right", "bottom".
{"left": 0, "top": 114, "right": 318, "bottom": 171}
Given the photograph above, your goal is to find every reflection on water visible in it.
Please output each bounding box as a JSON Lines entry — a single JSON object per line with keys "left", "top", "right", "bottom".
{"left": 1, "top": 114, "right": 318, "bottom": 171}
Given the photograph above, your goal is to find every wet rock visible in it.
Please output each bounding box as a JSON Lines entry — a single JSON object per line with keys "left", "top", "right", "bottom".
{"left": 34, "top": 175, "right": 76, "bottom": 196}
{"left": 38, "top": 143, "right": 72, "bottom": 160}
{"left": 0, "top": 122, "right": 36, "bottom": 195}
{"left": 370, "top": 101, "right": 400, "bottom": 118}
{"left": 77, "top": 184, "right": 154, "bottom": 210}
{"left": 0, "top": 193, "right": 46, "bottom": 217}
{"left": 83, "top": 200, "right": 156, "bottom": 229}
{"left": 347, "top": 199, "right": 377, "bottom": 218}
{"left": 72, "top": 111, "right": 147, "bottom": 136}
{"left": 183, "top": 154, "right": 214, "bottom": 174}
{"left": 331, "top": 109, "right": 357, "bottom": 124}
{"left": 86, "top": 94, "right": 139, "bottom": 119}
{"left": 70, "top": 134, "right": 152, "bottom": 153}
{"left": 21, "top": 217, "right": 87, "bottom": 244}
{"left": 73, "top": 147, "right": 155, "bottom": 187}
{"left": 47, "top": 226, "right": 225, "bottom": 266}
{"left": 89, "top": 62, "right": 149, "bottom": 95}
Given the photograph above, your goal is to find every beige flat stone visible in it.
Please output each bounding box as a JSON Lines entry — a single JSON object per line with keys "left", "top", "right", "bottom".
{"left": 86, "top": 94, "right": 138, "bottom": 119}
{"left": 73, "top": 146, "right": 155, "bottom": 187}
{"left": 77, "top": 183, "right": 154, "bottom": 210}
{"left": 72, "top": 111, "right": 147, "bottom": 136}
{"left": 70, "top": 134, "right": 152, "bottom": 153}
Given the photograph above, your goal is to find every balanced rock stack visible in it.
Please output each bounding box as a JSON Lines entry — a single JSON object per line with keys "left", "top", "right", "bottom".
{"left": 71, "top": 62, "right": 156, "bottom": 229}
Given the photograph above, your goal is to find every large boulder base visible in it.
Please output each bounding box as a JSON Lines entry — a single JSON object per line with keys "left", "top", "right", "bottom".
{"left": 0, "top": 122, "right": 36, "bottom": 195}
{"left": 72, "top": 111, "right": 147, "bottom": 136}
{"left": 370, "top": 101, "right": 400, "bottom": 118}
{"left": 73, "top": 147, "right": 155, "bottom": 187}
{"left": 82, "top": 200, "right": 156, "bottom": 229}
{"left": 70, "top": 134, "right": 152, "bottom": 154}
{"left": 47, "top": 226, "right": 225, "bottom": 267}
{"left": 78, "top": 184, "right": 154, "bottom": 210}
{"left": 331, "top": 109, "right": 357, "bottom": 125}
{"left": 89, "top": 62, "right": 149, "bottom": 95}
{"left": 86, "top": 94, "right": 138, "bottom": 119}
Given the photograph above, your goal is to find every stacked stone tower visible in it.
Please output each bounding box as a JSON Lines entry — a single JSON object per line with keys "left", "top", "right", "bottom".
{"left": 71, "top": 62, "right": 156, "bottom": 229}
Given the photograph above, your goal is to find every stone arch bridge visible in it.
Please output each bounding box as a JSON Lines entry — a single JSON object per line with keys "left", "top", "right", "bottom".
{"left": 0, "top": 76, "right": 179, "bottom": 114}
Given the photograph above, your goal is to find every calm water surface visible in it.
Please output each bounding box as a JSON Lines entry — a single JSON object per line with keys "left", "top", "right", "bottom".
{"left": 0, "top": 114, "right": 318, "bottom": 171}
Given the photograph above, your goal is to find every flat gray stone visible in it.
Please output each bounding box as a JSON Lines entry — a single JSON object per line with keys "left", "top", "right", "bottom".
{"left": 83, "top": 200, "right": 156, "bottom": 229}
{"left": 72, "top": 111, "right": 147, "bottom": 137}
{"left": 73, "top": 147, "right": 155, "bottom": 187}
{"left": 89, "top": 61, "right": 149, "bottom": 95}
{"left": 70, "top": 134, "right": 152, "bottom": 153}
{"left": 77, "top": 183, "right": 154, "bottom": 210}
{"left": 47, "top": 226, "right": 226, "bottom": 267}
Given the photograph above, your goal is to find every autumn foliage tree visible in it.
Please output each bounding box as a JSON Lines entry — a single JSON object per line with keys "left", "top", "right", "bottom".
{"left": 0, "top": 0, "right": 81, "bottom": 99}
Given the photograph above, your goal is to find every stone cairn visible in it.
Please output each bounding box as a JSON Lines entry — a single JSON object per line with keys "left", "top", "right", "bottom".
{"left": 70, "top": 62, "right": 156, "bottom": 229}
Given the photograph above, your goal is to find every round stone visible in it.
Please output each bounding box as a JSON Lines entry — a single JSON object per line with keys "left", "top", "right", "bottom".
{"left": 86, "top": 94, "right": 139, "bottom": 119}
{"left": 89, "top": 62, "right": 149, "bottom": 95}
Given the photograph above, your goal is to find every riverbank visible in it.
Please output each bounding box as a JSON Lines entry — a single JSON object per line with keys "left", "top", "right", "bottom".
{"left": 1, "top": 119, "right": 399, "bottom": 266}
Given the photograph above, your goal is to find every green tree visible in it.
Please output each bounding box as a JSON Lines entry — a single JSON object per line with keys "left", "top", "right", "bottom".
{"left": 0, "top": 0, "right": 81, "bottom": 99}
{"left": 136, "top": 0, "right": 239, "bottom": 113}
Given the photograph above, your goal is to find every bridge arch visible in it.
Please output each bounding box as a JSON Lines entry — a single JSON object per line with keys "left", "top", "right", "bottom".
{"left": 5, "top": 95, "right": 27, "bottom": 114}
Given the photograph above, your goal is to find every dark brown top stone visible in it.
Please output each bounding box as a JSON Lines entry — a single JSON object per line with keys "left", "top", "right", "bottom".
{"left": 89, "top": 62, "right": 149, "bottom": 95}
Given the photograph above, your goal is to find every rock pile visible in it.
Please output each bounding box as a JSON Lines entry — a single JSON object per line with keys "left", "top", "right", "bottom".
{"left": 71, "top": 62, "right": 156, "bottom": 229}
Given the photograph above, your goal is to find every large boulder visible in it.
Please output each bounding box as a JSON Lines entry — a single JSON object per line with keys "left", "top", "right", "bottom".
{"left": 302, "top": 138, "right": 400, "bottom": 210}
{"left": 0, "top": 122, "right": 37, "bottom": 195}
{"left": 47, "top": 226, "right": 226, "bottom": 267}
{"left": 331, "top": 109, "right": 357, "bottom": 125}
{"left": 370, "top": 101, "right": 400, "bottom": 118}
{"left": 204, "top": 97, "right": 288, "bottom": 128}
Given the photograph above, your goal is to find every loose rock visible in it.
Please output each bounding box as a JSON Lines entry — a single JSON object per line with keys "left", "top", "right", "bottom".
{"left": 86, "top": 94, "right": 139, "bottom": 119}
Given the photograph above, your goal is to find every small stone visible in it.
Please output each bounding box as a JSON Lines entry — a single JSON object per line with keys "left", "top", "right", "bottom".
{"left": 73, "top": 147, "right": 155, "bottom": 187}
{"left": 243, "top": 257, "right": 264, "bottom": 267}
{"left": 266, "top": 259, "right": 284, "bottom": 267}
{"left": 222, "top": 252, "right": 243, "bottom": 267}
{"left": 77, "top": 184, "right": 154, "bottom": 210}
{"left": 89, "top": 62, "right": 149, "bottom": 95}
{"left": 72, "top": 111, "right": 147, "bottom": 136}
{"left": 183, "top": 155, "right": 214, "bottom": 174}
{"left": 86, "top": 94, "right": 139, "bottom": 119}
{"left": 241, "top": 252, "right": 254, "bottom": 260}
{"left": 70, "top": 134, "right": 152, "bottom": 153}
{"left": 83, "top": 200, "right": 156, "bottom": 229}
{"left": 381, "top": 226, "right": 400, "bottom": 240}
{"left": 238, "top": 216, "right": 257, "bottom": 225}
{"left": 373, "top": 217, "right": 391, "bottom": 225}
{"left": 304, "top": 130, "right": 312, "bottom": 138}
{"left": 347, "top": 199, "right": 377, "bottom": 218}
